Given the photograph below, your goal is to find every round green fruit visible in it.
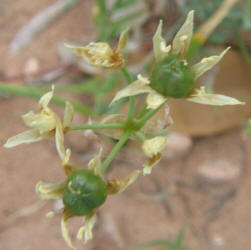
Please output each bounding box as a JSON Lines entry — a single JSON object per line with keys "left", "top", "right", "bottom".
{"left": 150, "top": 54, "right": 195, "bottom": 98}
{"left": 63, "top": 169, "right": 107, "bottom": 216}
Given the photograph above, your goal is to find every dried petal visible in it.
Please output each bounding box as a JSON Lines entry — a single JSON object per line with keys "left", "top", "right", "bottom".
{"left": 142, "top": 136, "right": 166, "bottom": 175}
{"left": 64, "top": 44, "right": 85, "bottom": 56}
{"left": 153, "top": 20, "right": 171, "bottom": 62}
{"left": 63, "top": 101, "right": 74, "bottom": 128}
{"left": 143, "top": 153, "right": 162, "bottom": 175}
{"left": 62, "top": 149, "right": 77, "bottom": 176}
{"left": 116, "top": 28, "right": 129, "bottom": 52}
{"left": 65, "top": 28, "right": 128, "bottom": 69}
{"left": 63, "top": 148, "right": 71, "bottom": 166}
{"left": 142, "top": 136, "right": 167, "bottom": 158}
{"left": 187, "top": 87, "right": 245, "bottom": 105}
{"left": 61, "top": 209, "right": 75, "bottom": 249}
{"left": 110, "top": 78, "right": 152, "bottom": 105}
{"left": 107, "top": 170, "right": 141, "bottom": 195}
{"left": 76, "top": 211, "right": 96, "bottom": 244}
{"left": 191, "top": 47, "right": 230, "bottom": 79}
{"left": 36, "top": 181, "right": 65, "bottom": 200}
{"left": 4, "top": 129, "right": 43, "bottom": 148}
{"left": 146, "top": 91, "right": 166, "bottom": 109}
{"left": 83, "top": 43, "right": 113, "bottom": 64}
{"left": 172, "top": 10, "right": 194, "bottom": 56}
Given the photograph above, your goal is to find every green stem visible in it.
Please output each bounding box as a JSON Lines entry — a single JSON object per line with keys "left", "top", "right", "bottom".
{"left": 133, "top": 131, "right": 146, "bottom": 141}
{"left": 0, "top": 83, "right": 92, "bottom": 115}
{"left": 121, "top": 67, "right": 135, "bottom": 122}
{"left": 135, "top": 102, "right": 165, "bottom": 129}
{"left": 70, "top": 123, "right": 125, "bottom": 130}
{"left": 121, "top": 67, "right": 132, "bottom": 83}
{"left": 101, "top": 129, "right": 131, "bottom": 173}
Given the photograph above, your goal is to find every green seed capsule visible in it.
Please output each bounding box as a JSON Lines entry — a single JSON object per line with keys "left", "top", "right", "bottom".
{"left": 63, "top": 170, "right": 107, "bottom": 216}
{"left": 150, "top": 54, "right": 195, "bottom": 98}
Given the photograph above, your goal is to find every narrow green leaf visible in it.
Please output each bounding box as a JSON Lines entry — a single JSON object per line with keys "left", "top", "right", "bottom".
{"left": 132, "top": 239, "right": 170, "bottom": 249}
{"left": 0, "top": 83, "right": 92, "bottom": 115}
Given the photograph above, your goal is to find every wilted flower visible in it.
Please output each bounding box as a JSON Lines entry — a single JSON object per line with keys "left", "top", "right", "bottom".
{"left": 36, "top": 149, "right": 140, "bottom": 248}
{"left": 142, "top": 136, "right": 167, "bottom": 175}
{"left": 4, "top": 86, "right": 74, "bottom": 161}
{"left": 111, "top": 10, "right": 244, "bottom": 109}
{"left": 65, "top": 28, "right": 129, "bottom": 69}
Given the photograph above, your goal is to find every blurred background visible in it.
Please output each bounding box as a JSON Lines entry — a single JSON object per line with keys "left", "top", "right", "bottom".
{"left": 0, "top": 0, "right": 251, "bottom": 249}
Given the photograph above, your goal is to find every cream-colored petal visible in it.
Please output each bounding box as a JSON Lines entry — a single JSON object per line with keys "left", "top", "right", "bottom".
{"left": 142, "top": 136, "right": 167, "bottom": 158}
{"left": 88, "top": 148, "right": 103, "bottom": 178}
{"left": 35, "top": 181, "right": 65, "bottom": 200}
{"left": 143, "top": 153, "right": 162, "bottom": 175}
{"left": 116, "top": 28, "right": 129, "bottom": 52}
{"left": 61, "top": 209, "right": 75, "bottom": 249}
{"left": 172, "top": 10, "right": 194, "bottom": 56}
{"left": 84, "top": 42, "right": 113, "bottom": 57}
{"left": 62, "top": 149, "right": 77, "bottom": 176}
{"left": 62, "top": 148, "right": 71, "bottom": 166}
{"left": 64, "top": 43, "right": 85, "bottom": 57}
{"left": 22, "top": 111, "right": 56, "bottom": 133}
{"left": 81, "top": 42, "right": 114, "bottom": 67}
{"left": 22, "top": 111, "right": 38, "bottom": 126}
{"left": 146, "top": 91, "right": 166, "bottom": 109}
{"left": 107, "top": 170, "right": 141, "bottom": 195}
{"left": 76, "top": 211, "right": 96, "bottom": 244}
{"left": 153, "top": 20, "right": 171, "bottom": 62}
{"left": 4, "top": 129, "right": 43, "bottom": 148}
{"left": 55, "top": 120, "right": 66, "bottom": 161}
{"left": 39, "top": 85, "right": 55, "bottom": 110}
{"left": 191, "top": 47, "right": 230, "bottom": 79}
{"left": 187, "top": 87, "right": 245, "bottom": 106}
{"left": 63, "top": 101, "right": 74, "bottom": 128}
{"left": 110, "top": 79, "right": 152, "bottom": 105}
{"left": 137, "top": 74, "right": 151, "bottom": 84}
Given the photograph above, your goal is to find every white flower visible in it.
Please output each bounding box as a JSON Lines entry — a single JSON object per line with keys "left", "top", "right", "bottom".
{"left": 111, "top": 11, "right": 244, "bottom": 109}
{"left": 4, "top": 86, "right": 74, "bottom": 162}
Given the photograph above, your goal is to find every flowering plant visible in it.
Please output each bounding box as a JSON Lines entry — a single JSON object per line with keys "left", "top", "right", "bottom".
{"left": 3, "top": 8, "right": 244, "bottom": 249}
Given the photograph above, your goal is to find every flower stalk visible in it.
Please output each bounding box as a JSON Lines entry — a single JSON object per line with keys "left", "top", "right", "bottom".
{"left": 101, "top": 129, "right": 132, "bottom": 173}
{"left": 121, "top": 67, "right": 135, "bottom": 123}
{"left": 70, "top": 123, "right": 126, "bottom": 130}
